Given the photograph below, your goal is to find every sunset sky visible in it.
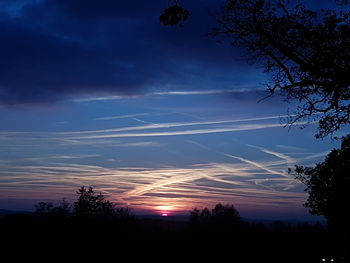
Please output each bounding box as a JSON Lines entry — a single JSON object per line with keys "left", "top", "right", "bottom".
{"left": 0, "top": 0, "right": 340, "bottom": 220}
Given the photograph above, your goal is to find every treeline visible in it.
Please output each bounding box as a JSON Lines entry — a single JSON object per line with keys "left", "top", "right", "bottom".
{"left": 32, "top": 186, "right": 135, "bottom": 221}
{"left": 0, "top": 187, "right": 347, "bottom": 262}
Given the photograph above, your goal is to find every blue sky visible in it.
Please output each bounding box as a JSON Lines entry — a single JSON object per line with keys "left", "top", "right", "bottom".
{"left": 0, "top": 0, "right": 342, "bottom": 220}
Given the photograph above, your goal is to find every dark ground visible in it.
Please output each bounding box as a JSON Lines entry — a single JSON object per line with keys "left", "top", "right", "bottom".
{"left": 0, "top": 213, "right": 348, "bottom": 262}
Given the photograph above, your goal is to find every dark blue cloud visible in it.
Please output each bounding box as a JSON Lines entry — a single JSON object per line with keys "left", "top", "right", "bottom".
{"left": 0, "top": 19, "right": 151, "bottom": 102}
{"left": 0, "top": 0, "right": 261, "bottom": 105}
{"left": 49, "top": 0, "right": 164, "bottom": 19}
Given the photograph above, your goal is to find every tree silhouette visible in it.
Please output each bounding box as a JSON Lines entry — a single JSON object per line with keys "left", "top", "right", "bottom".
{"left": 34, "top": 199, "right": 71, "bottom": 218}
{"left": 74, "top": 186, "right": 116, "bottom": 218}
{"left": 35, "top": 202, "right": 54, "bottom": 215}
{"left": 53, "top": 198, "right": 72, "bottom": 216}
{"left": 162, "top": 0, "right": 350, "bottom": 138}
{"left": 189, "top": 204, "right": 240, "bottom": 226}
{"left": 33, "top": 186, "right": 134, "bottom": 220}
{"left": 290, "top": 135, "right": 350, "bottom": 233}
{"left": 200, "top": 207, "right": 212, "bottom": 224}
{"left": 189, "top": 208, "right": 200, "bottom": 224}
{"left": 160, "top": 0, "right": 189, "bottom": 27}
{"left": 211, "top": 203, "right": 241, "bottom": 225}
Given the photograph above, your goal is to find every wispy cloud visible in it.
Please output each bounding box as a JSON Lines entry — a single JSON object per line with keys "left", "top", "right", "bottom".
{"left": 150, "top": 88, "right": 262, "bottom": 96}
{"left": 61, "top": 121, "right": 296, "bottom": 140}
{"left": 247, "top": 144, "right": 295, "bottom": 165}
{"left": 224, "top": 154, "right": 290, "bottom": 178}
{"left": 0, "top": 115, "right": 296, "bottom": 144}
{"left": 0, "top": 158, "right": 308, "bottom": 213}
{"left": 0, "top": 109, "right": 325, "bottom": 215}
{"left": 275, "top": 144, "right": 306, "bottom": 152}
{"left": 131, "top": 118, "right": 155, "bottom": 125}
{"left": 64, "top": 123, "right": 289, "bottom": 140}
{"left": 116, "top": 141, "right": 165, "bottom": 147}
{"left": 61, "top": 115, "right": 289, "bottom": 135}
{"left": 93, "top": 113, "right": 154, "bottom": 121}
{"left": 75, "top": 88, "right": 265, "bottom": 102}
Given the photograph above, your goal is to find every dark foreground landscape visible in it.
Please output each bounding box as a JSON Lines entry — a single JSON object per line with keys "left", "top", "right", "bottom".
{"left": 0, "top": 209, "right": 348, "bottom": 263}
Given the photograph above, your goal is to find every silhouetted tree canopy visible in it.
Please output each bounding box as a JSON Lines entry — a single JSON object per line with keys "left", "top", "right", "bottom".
{"left": 74, "top": 186, "right": 116, "bottom": 218}
{"left": 34, "top": 199, "right": 71, "bottom": 216}
{"left": 35, "top": 201, "right": 54, "bottom": 214}
{"left": 162, "top": 0, "right": 350, "bottom": 138}
{"left": 54, "top": 198, "right": 72, "bottom": 215}
{"left": 33, "top": 186, "right": 135, "bottom": 221}
{"left": 189, "top": 203, "right": 241, "bottom": 226}
{"left": 160, "top": 1, "right": 189, "bottom": 27}
{"left": 290, "top": 135, "right": 350, "bottom": 231}
{"left": 200, "top": 207, "right": 212, "bottom": 223}
{"left": 211, "top": 203, "right": 241, "bottom": 223}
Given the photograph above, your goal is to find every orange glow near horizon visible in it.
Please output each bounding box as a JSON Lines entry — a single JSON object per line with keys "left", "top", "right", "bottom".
{"left": 156, "top": 205, "right": 174, "bottom": 216}
{"left": 156, "top": 205, "right": 174, "bottom": 211}
{"left": 0, "top": 160, "right": 309, "bottom": 217}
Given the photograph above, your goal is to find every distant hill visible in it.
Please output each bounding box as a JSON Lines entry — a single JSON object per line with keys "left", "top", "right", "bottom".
{"left": 242, "top": 217, "right": 327, "bottom": 226}
{"left": 0, "top": 209, "right": 30, "bottom": 217}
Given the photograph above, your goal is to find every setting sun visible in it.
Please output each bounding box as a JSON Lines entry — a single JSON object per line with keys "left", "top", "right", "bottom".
{"left": 156, "top": 205, "right": 174, "bottom": 216}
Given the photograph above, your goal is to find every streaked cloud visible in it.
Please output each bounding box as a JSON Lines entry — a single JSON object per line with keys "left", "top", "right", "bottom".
{"left": 75, "top": 88, "right": 265, "bottom": 103}
{"left": 0, "top": 159, "right": 307, "bottom": 213}
{"left": 275, "top": 144, "right": 306, "bottom": 152}
{"left": 93, "top": 112, "right": 154, "bottom": 121}
{"left": 247, "top": 144, "right": 295, "bottom": 165}
{"left": 0, "top": 114, "right": 297, "bottom": 144}
{"left": 1, "top": 123, "right": 327, "bottom": 213}
{"left": 116, "top": 141, "right": 165, "bottom": 147}
{"left": 0, "top": 100, "right": 333, "bottom": 218}
{"left": 150, "top": 88, "right": 262, "bottom": 96}
{"left": 60, "top": 114, "right": 289, "bottom": 135}
{"left": 224, "top": 154, "right": 290, "bottom": 178}
{"left": 66, "top": 123, "right": 286, "bottom": 140}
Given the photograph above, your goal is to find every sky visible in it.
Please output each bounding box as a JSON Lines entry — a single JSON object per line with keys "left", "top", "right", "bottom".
{"left": 0, "top": 0, "right": 342, "bottom": 220}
